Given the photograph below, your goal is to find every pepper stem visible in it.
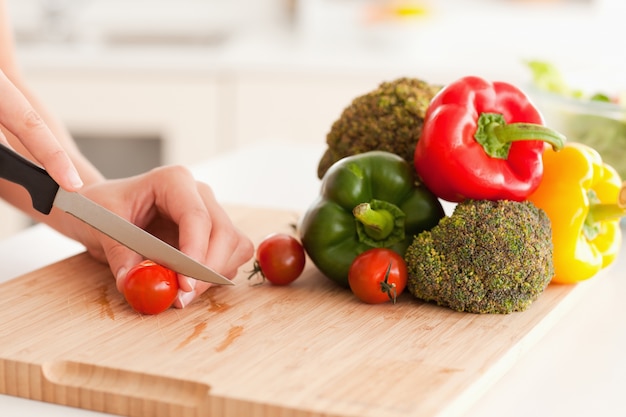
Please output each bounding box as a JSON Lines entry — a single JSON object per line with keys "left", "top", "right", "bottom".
{"left": 475, "top": 112, "right": 566, "bottom": 159}
{"left": 589, "top": 204, "right": 626, "bottom": 221}
{"left": 588, "top": 182, "right": 626, "bottom": 221}
{"left": 353, "top": 203, "right": 395, "bottom": 240}
{"left": 584, "top": 183, "right": 626, "bottom": 240}
{"left": 352, "top": 200, "right": 406, "bottom": 247}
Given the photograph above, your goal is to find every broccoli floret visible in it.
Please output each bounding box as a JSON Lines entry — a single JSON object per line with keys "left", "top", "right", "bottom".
{"left": 317, "top": 77, "right": 441, "bottom": 179}
{"left": 404, "top": 199, "right": 554, "bottom": 314}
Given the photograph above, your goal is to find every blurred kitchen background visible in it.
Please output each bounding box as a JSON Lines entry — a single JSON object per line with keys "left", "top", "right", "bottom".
{"left": 1, "top": 0, "right": 623, "bottom": 237}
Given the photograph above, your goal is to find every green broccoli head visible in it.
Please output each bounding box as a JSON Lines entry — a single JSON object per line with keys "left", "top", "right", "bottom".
{"left": 317, "top": 77, "right": 440, "bottom": 179}
{"left": 404, "top": 199, "right": 554, "bottom": 314}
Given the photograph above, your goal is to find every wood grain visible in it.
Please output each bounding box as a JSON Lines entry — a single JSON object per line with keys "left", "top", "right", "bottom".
{"left": 0, "top": 206, "right": 588, "bottom": 417}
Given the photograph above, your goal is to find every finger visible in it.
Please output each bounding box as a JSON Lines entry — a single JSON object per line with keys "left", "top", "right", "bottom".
{"left": 172, "top": 287, "right": 198, "bottom": 309}
{"left": 0, "top": 128, "right": 8, "bottom": 146}
{"left": 179, "top": 186, "right": 236, "bottom": 281}
{"left": 173, "top": 229, "right": 253, "bottom": 308}
{"left": 173, "top": 183, "right": 253, "bottom": 308}
{"left": 194, "top": 182, "right": 255, "bottom": 278}
{"left": 149, "top": 166, "right": 213, "bottom": 292}
{"left": 106, "top": 241, "right": 144, "bottom": 293}
{"left": 0, "top": 70, "right": 82, "bottom": 190}
{"left": 76, "top": 222, "right": 144, "bottom": 293}
{"left": 81, "top": 226, "right": 142, "bottom": 293}
{"left": 185, "top": 197, "right": 254, "bottom": 289}
{"left": 186, "top": 190, "right": 236, "bottom": 273}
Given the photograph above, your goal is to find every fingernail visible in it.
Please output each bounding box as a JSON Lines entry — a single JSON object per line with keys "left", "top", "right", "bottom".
{"left": 115, "top": 267, "right": 128, "bottom": 291}
{"left": 116, "top": 267, "right": 128, "bottom": 282}
{"left": 67, "top": 168, "right": 84, "bottom": 189}
{"left": 184, "top": 277, "right": 197, "bottom": 291}
{"left": 176, "top": 289, "right": 196, "bottom": 309}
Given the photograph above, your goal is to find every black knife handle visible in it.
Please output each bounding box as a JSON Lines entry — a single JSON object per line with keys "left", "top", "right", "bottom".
{"left": 0, "top": 143, "right": 60, "bottom": 214}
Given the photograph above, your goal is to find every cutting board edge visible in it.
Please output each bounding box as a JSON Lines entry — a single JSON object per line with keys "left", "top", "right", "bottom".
{"left": 1, "top": 357, "right": 213, "bottom": 417}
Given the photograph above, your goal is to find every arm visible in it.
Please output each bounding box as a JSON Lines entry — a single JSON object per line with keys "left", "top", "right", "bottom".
{"left": 0, "top": 0, "right": 104, "bottom": 226}
{"left": 0, "top": 1, "right": 253, "bottom": 308}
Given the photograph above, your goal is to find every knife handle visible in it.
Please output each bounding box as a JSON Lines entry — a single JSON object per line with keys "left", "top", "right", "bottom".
{"left": 0, "top": 143, "right": 60, "bottom": 214}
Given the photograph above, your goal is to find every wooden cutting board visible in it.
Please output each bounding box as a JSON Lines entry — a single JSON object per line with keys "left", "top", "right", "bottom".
{"left": 0, "top": 206, "right": 589, "bottom": 417}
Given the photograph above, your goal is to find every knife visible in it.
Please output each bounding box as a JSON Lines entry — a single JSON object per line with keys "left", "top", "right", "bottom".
{"left": 0, "top": 143, "right": 233, "bottom": 286}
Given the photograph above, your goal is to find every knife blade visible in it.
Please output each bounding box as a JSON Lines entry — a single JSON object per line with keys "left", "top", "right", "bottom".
{"left": 0, "top": 143, "right": 233, "bottom": 286}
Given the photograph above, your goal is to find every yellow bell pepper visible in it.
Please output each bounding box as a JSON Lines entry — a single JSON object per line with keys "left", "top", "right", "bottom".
{"left": 527, "top": 142, "right": 626, "bottom": 284}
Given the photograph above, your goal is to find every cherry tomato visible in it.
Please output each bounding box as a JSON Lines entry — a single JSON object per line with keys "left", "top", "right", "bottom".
{"left": 249, "top": 233, "right": 306, "bottom": 286}
{"left": 122, "top": 260, "right": 179, "bottom": 315}
{"left": 348, "top": 248, "right": 407, "bottom": 304}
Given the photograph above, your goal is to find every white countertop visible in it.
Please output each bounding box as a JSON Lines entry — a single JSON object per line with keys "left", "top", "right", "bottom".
{"left": 1, "top": 142, "right": 625, "bottom": 417}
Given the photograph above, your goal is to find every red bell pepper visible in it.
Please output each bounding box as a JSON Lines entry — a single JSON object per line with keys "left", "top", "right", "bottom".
{"left": 414, "top": 76, "right": 565, "bottom": 202}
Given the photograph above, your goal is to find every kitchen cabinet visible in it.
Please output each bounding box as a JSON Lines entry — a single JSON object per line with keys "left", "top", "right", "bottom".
{"left": 228, "top": 70, "right": 388, "bottom": 147}
{"left": 24, "top": 69, "right": 222, "bottom": 166}
{"left": 22, "top": 67, "right": 391, "bottom": 164}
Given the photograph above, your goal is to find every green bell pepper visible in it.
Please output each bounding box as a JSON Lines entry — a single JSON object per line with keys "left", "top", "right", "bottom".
{"left": 299, "top": 151, "right": 445, "bottom": 287}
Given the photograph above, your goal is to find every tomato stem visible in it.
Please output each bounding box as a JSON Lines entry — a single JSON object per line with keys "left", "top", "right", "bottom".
{"left": 380, "top": 262, "right": 398, "bottom": 304}
{"left": 246, "top": 261, "right": 266, "bottom": 286}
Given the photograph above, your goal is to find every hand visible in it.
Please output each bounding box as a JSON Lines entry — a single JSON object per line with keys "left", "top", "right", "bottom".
{"left": 68, "top": 165, "right": 254, "bottom": 308}
{"left": 0, "top": 69, "right": 83, "bottom": 190}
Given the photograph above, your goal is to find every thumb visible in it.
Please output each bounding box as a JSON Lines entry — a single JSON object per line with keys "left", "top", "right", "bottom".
{"left": 102, "top": 241, "right": 144, "bottom": 293}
